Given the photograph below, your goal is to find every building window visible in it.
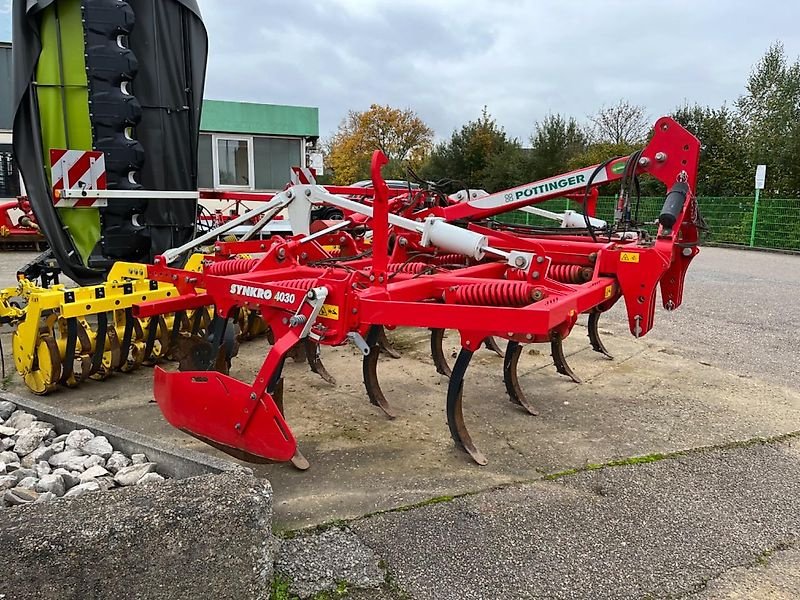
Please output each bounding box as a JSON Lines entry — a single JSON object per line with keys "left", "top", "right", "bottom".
{"left": 212, "top": 135, "right": 254, "bottom": 189}
{"left": 253, "top": 137, "right": 303, "bottom": 190}
{"left": 0, "top": 149, "right": 20, "bottom": 199}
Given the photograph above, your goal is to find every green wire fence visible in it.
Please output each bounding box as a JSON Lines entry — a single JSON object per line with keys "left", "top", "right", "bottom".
{"left": 495, "top": 196, "right": 800, "bottom": 252}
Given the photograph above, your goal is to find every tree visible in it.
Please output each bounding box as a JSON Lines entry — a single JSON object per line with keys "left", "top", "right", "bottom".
{"left": 421, "top": 107, "right": 526, "bottom": 192}
{"left": 527, "top": 113, "right": 588, "bottom": 180}
{"left": 326, "top": 104, "right": 434, "bottom": 184}
{"left": 589, "top": 99, "right": 649, "bottom": 145}
{"left": 736, "top": 42, "right": 800, "bottom": 196}
{"left": 671, "top": 103, "right": 750, "bottom": 197}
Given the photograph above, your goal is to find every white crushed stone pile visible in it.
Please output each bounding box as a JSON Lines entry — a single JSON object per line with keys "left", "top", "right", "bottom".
{"left": 0, "top": 401, "right": 166, "bottom": 508}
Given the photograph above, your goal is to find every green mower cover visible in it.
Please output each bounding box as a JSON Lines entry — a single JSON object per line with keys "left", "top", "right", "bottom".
{"left": 11, "top": 0, "right": 208, "bottom": 284}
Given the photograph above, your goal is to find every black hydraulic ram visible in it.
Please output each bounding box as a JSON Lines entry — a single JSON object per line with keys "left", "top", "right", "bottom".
{"left": 659, "top": 181, "right": 690, "bottom": 232}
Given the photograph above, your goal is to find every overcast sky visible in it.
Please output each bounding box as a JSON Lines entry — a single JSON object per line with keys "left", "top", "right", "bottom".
{"left": 3, "top": 1, "right": 800, "bottom": 142}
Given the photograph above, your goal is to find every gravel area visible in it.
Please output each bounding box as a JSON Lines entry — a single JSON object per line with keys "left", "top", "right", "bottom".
{"left": 0, "top": 400, "right": 166, "bottom": 507}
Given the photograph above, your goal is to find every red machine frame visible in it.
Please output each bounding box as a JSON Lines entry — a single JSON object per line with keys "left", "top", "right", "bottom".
{"left": 135, "top": 117, "right": 702, "bottom": 467}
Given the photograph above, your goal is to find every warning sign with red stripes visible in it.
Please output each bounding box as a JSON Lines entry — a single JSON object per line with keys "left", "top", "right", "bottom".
{"left": 290, "top": 166, "right": 317, "bottom": 185}
{"left": 49, "top": 149, "right": 107, "bottom": 208}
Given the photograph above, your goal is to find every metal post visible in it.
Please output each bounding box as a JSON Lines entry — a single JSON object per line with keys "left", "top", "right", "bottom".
{"left": 749, "top": 188, "right": 760, "bottom": 248}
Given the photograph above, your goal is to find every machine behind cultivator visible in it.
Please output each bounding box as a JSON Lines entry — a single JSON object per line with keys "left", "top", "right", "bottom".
{"left": 116, "top": 116, "right": 705, "bottom": 467}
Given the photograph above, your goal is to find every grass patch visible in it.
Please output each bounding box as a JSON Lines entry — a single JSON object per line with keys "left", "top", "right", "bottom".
{"left": 271, "top": 576, "right": 351, "bottom": 600}
{"left": 544, "top": 452, "right": 670, "bottom": 481}
{"left": 271, "top": 576, "right": 293, "bottom": 600}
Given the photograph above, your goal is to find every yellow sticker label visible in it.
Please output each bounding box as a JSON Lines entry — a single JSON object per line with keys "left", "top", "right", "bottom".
{"left": 321, "top": 245, "right": 339, "bottom": 253}
{"left": 319, "top": 304, "right": 340, "bottom": 320}
{"left": 604, "top": 285, "right": 614, "bottom": 299}
{"left": 620, "top": 252, "right": 640, "bottom": 263}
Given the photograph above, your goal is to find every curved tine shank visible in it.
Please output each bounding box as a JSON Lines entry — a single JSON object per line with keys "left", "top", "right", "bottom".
{"left": 446, "top": 348, "right": 488, "bottom": 466}
{"left": 271, "top": 371, "right": 310, "bottom": 471}
{"left": 167, "top": 310, "right": 189, "bottom": 359}
{"left": 376, "top": 325, "right": 402, "bottom": 359}
{"left": 483, "top": 336, "right": 505, "bottom": 358}
{"left": 430, "top": 328, "right": 452, "bottom": 377}
{"left": 588, "top": 311, "right": 613, "bottom": 359}
{"left": 362, "top": 325, "right": 397, "bottom": 419}
{"left": 304, "top": 337, "right": 336, "bottom": 385}
{"left": 60, "top": 317, "right": 79, "bottom": 387}
{"left": 116, "top": 308, "right": 135, "bottom": 371}
{"left": 550, "top": 332, "right": 582, "bottom": 384}
{"left": 88, "top": 312, "right": 108, "bottom": 377}
{"left": 502, "top": 341, "right": 539, "bottom": 415}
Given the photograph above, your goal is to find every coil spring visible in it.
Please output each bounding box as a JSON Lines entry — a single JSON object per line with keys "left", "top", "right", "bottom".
{"left": 429, "top": 253, "right": 467, "bottom": 266}
{"left": 275, "top": 278, "right": 319, "bottom": 291}
{"left": 389, "top": 262, "right": 427, "bottom": 274}
{"left": 205, "top": 258, "right": 260, "bottom": 275}
{"left": 548, "top": 264, "right": 592, "bottom": 284}
{"left": 505, "top": 268, "right": 527, "bottom": 281}
{"left": 450, "top": 281, "right": 541, "bottom": 307}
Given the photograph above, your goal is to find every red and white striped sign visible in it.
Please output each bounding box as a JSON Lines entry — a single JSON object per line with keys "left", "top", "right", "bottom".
{"left": 290, "top": 166, "right": 317, "bottom": 185}
{"left": 50, "top": 149, "right": 107, "bottom": 208}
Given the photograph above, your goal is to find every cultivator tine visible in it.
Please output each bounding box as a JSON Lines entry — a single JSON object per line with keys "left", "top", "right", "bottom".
{"left": 102, "top": 325, "right": 122, "bottom": 378}
{"left": 75, "top": 320, "right": 94, "bottom": 382}
{"left": 206, "top": 315, "right": 237, "bottom": 373}
{"left": 446, "top": 348, "right": 487, "bottom": 465}
{"left": 550, "top": 331, "right": 582, "bottom": 384}
{"left": 168, "top": 310, "right": 189, "bottom": 359}
{"left": 304, "top": 338, "right": 336, "bottom": 385}
{"left": 377, "top": 326, "right": 401, "bottom": 359}
{"left": 430, "top": 328, "right": 452, "bottom": 377}
{"left": 141, "top": 317, "right": 162, "bottom": 364}
{"left": 117, "top": 308, "right": 137, "bottom": 372}
{"left": 587, "top": 311, "right": 613, "bottom": 359}
{"left": 290, "top": 448, "right": 311, "bottom": 471}
{"left": 483, "top": 336, "right": 504, "bottom": 358}
{"left": 171, "top": 316, "right": 236, "bottom": 375}
{"left": 286, "top": 340, "right": 307, "bottom": 363}
{"left": 190, "top": 307, "right": 211, "bottom": 337}
{"left": 240, "top": 309, "right": 261, "bottom": 341}
{"left": 431, "top": 329, "right": 503, "bottom": 378}
{"left": 60, "top": 317, "right": 80, "bottom": 387}
{"left": 88, "top": 312, "right": 108, "bottom": 378}
{"left": 362, "top": 324, "right": 397, "bottom": 419}
{"left": 502, "top": 341, "right": 538, "bottom": 415}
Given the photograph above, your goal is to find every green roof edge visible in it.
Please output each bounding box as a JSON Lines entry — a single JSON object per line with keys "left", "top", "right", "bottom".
{"left": 200, "top": 99, "right": 319, "bottom": 138}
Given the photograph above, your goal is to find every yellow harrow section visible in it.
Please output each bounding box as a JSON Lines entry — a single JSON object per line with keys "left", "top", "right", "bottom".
{"left": 1, "top": 256, "right": 214, "bottom": 395}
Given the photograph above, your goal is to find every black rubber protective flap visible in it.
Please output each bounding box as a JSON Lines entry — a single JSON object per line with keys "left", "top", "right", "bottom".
{"left": 11, "top": 0, "right": 208, "bottom": 285}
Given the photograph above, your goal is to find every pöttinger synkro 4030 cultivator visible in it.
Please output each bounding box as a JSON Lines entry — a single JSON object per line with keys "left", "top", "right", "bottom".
{"left": 135, "top": 117, "right": 704, "bottom": 467}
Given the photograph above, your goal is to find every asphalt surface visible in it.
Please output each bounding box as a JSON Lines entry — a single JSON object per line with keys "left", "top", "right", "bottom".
{"left": 642, "top": 247, "right": 800, "bottom": 389}
{"left": 351, "top": 439, "right": 800, "bottom": 600}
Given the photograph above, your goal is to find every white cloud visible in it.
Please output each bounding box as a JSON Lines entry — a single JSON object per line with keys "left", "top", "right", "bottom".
{"left": 194, "top": 0, "right": 800, "bottom": 141}
{"left": 0, "top": 2, "right": 10, "bottom": 42}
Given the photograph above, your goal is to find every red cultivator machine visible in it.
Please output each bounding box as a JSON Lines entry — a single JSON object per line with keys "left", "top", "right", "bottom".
{"left": 0, "top": 197, "right": 46, "bottom": 249}
{"left": 134, "top": 117, "right": 703, "bottom": 467}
